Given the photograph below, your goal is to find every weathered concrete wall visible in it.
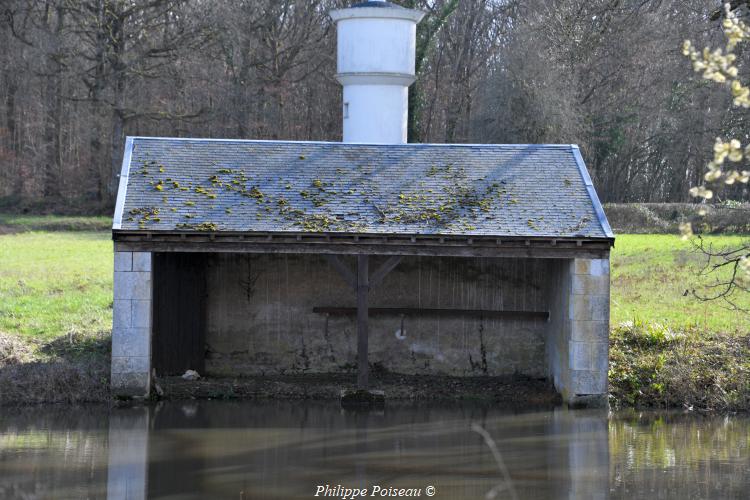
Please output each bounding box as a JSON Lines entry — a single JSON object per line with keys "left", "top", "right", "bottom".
{"left": 546, "top": 258, "right": 610, "bottom": 406}
{"left": 204, "top": 254, "right": 554, "bottom": 377}
{"left": 112, "top": 251, "right": 152, "bottom": 398}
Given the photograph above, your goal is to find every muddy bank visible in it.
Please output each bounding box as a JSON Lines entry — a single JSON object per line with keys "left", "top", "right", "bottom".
{"left": 155, "top": 372, "right": 561, "bottom": 406}
{"left": 2, "top": 330, "right": 560, "bottom": 406}
{"left": 0, "top": 332, "right": 111, "bottom": 406}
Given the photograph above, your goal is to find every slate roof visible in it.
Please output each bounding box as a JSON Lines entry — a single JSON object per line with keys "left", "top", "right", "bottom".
{"left": 113, "top": 137, "right": 613, "bottom": 240}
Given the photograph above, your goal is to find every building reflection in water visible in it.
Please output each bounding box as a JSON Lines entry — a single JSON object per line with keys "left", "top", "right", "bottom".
{"left": 107, "top": 407, "right": 150, "bottom": 500}
{"left": 103, "top": 402, "right": 610, "bottom": 500}
{"left": 2, "top": 401, "right": 747, "bottom": 499}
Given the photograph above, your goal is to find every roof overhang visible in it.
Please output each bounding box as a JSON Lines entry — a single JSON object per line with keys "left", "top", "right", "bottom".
{"left": 113, "top": 230, "right": 614, "bottom": 259}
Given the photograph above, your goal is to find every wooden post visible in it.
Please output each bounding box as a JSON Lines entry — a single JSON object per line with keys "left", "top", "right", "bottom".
{"left": 357, "top": 254, "right": 369, "bottom": 390}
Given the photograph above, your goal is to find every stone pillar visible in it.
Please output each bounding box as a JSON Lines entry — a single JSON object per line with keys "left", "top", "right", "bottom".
{"left": 106, "top": 407, "right": 150, "bottom": 500}
{"left": 112, "top": 251, "right": 152, "bottom": 398}
{"left": 568, "top": 258, "right": 610, "bottom": 406}
{"left": 547, "top": 257, "right": 610, "bottom": 407}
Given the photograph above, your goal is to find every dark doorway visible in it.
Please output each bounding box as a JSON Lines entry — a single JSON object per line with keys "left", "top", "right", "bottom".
{"left": 152, "top": 253, "right": 207, "bottom": 375}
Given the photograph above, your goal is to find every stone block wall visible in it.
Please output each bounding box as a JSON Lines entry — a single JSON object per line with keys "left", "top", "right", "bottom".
{"left": 547, "top": 258, "right": 610, "bottom": 406}
{"left": 112, "top": 251, "right": 153, "bottom": 397}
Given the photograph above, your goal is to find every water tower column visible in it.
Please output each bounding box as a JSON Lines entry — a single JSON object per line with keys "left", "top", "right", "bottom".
{"left": 330, "top": 2, "right": 425, "bottom": 144}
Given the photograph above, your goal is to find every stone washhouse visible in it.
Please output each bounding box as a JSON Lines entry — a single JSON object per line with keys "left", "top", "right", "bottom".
{"left": 111, "top": 0, "right": 615, "bottom": 407}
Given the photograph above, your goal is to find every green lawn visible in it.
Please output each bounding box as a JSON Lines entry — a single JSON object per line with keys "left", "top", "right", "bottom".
{"left": 0, "top": 229, "right": 747, "bottom": 341}
{"left": 0, "top": 232, "right": 112, "bottom": 341}
{"left": 611, "top": 234, "right": 749, "bottom": 334}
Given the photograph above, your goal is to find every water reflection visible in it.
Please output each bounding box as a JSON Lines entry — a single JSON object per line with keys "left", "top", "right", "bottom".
{"left": 108, "top": 408, "right": 149, "bottom": 500}
{"left": 0, "top": 402, "right": 748, "bottom": 499}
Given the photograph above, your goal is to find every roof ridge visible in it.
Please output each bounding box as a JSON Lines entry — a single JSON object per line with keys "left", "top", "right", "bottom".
{"left": 128, "top": 136, "right": 575, "bottom": 148}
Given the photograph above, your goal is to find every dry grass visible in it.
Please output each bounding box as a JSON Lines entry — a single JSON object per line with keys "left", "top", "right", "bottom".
{"left": 0, "top": 332, "right": 111, "bottom": 406}
{"left": 0, "top": 334, "right": 34, "bottom": 365}
{"left": 609, "top": 322, "right": 750, "bottom": 412}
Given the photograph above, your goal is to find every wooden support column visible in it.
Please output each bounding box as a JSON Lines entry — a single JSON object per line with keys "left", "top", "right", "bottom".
{"left": 357, "top": 254, "right": 369, "bottom": 390}
{"left": 325, "top": 254, "right": 403, "bottom": 393}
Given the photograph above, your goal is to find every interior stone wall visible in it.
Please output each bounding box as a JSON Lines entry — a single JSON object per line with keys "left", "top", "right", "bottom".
{"left": 203, "top": 254, "right": 555, "bottom": 377}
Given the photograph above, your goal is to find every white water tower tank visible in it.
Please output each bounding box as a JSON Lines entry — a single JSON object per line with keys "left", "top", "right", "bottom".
{"left": 330, "top": 1, "right": 425, "bottom": 144}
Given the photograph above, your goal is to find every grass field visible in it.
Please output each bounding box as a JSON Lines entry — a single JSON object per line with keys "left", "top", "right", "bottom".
{"left": 0, "top": 232, "right": 113, "bottom": 341}
{"left": 1, "top": 219, "right": 748, "bottom": 409}
{"left": 611, "top": 234, "right": 749, "bottom": 334}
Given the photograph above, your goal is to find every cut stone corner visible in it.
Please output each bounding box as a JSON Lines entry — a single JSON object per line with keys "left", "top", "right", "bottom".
{"left": 111, "top": 371, "right": 151, "bottom": 399}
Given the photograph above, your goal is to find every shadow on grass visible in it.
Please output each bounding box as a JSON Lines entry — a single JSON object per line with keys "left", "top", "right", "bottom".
{"left": 0, "top": 332, "right": 112, "bottom": 406}
{"left": 39, "top": 331, "right": 112, "bottom": 362}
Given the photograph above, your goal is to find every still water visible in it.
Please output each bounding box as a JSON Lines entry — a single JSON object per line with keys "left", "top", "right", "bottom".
{"left": 0, "top": 401, "right": 748, "bottom": 499}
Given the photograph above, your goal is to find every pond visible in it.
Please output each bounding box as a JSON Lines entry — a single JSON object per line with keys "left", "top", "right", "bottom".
{"left": 0, "top": 402, "right": 748, "bottom": 499}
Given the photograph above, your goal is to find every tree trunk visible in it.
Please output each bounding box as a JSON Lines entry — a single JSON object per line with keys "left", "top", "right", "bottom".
{"left": 42, "top": 6, "right": 65, "bottom": 199}
{"left": 5, "top": 77, "right": 19, "bottom": 156}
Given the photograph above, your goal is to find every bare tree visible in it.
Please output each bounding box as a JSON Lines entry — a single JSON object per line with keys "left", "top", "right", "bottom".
{"left": 0, "top": 0, "right": 747, "bottom": 211}
{"left": 63, "top": 0, "right": 211, "bottom": 199}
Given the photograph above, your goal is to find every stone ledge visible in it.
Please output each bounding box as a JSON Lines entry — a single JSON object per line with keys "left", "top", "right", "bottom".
{"left": 111, "top": 329, "right": 151, "bottom": 358}
{"left": 573, "top": 259, "right": 591, "bottom": 275}
{"left": 590, "top": 259, "right": 610, "bottom": 276}
{"left": 569, "top": 295, "right": 610, "bottom": 321}
{"left": 570, "top": 320, "right": 609, "bottom": 343}
{"left": 570, "top": 369, "right": 607, "bottom": 395}
{"left": 569, "top": 341, "right": 608, "bottom": 371}
{"left": 111, "top": 356, "right": 150, "bottom": 373}
{"left": 573, "top": 258, "right": 610, "bottom": 276}
{"left": 114, "top": 252, "right": 132, "bottom": 272}
{"left": 111, "top": 372, "right": 150, "bottom": 398}
{"left": 571, "top": 274, "right": 610, "bottom": 295}
{"left": 113, "top": 300, "right": 132, "bottom": 330}
{"left": 113, "top": 272, "right": 152, "bottom": 301}
{"left": 132, "top": 252, "right": 152, "bottom": 272}
{"left": 131, "top": 300, "right": 151, "bottom": 329}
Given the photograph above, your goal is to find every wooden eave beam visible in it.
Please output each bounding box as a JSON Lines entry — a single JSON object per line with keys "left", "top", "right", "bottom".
{"left": 113, "top": 232, "right": 612, "bottom": 259}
